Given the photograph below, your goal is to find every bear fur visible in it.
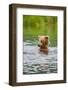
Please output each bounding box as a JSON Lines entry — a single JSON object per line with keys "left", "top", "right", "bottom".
{"left": 38, "top": 35, "right": 48, "bottom": 54}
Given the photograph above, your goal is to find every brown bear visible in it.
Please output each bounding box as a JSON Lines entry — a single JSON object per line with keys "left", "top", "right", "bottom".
{"left": 38, "top": 35, "right": 48, "bottom": 54}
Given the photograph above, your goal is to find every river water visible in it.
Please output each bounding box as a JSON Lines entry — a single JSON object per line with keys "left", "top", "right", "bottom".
{"left": 23, "top": 41, "right": 57, "bottom": 74}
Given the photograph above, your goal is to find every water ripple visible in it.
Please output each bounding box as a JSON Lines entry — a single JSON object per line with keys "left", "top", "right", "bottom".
{"left": 23, "top": 42, "right": 57, "bottom": 74}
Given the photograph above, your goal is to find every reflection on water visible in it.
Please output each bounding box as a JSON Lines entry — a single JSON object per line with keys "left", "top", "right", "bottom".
{"left": 23, "top": 41, "right": 57, "bottom": 74}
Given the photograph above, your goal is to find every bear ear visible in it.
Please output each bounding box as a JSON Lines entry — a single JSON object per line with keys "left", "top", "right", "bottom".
{"left": 45, "top": 36, "right": 49, "bottom": 39}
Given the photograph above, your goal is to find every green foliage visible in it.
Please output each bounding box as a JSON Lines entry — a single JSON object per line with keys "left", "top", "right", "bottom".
{"left": 23, "top": 15, "right": 57, "bottom": 47}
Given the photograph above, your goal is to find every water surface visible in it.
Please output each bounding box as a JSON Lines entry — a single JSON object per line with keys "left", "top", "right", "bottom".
{"left": 23, "top": 41, "right": 57, "bottom": 74}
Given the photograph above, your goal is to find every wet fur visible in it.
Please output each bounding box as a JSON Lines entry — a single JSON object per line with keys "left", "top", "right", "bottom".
{"left": 38, "top": 36, "right": 48, "bottom": 54}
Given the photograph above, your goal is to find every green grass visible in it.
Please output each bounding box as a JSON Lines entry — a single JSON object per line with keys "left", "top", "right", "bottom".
{"left": 23, "top": 15, "right": 57, "bottom": 47}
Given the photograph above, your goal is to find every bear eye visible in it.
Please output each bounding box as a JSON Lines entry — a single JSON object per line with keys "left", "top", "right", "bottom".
{"left": 41, "top": 40, "right": 43, "bottom": 43}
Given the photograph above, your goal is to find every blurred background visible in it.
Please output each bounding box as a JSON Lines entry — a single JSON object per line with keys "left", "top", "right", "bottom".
{"left": 23, "top": 15, "right": 57, "bottom": 47}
